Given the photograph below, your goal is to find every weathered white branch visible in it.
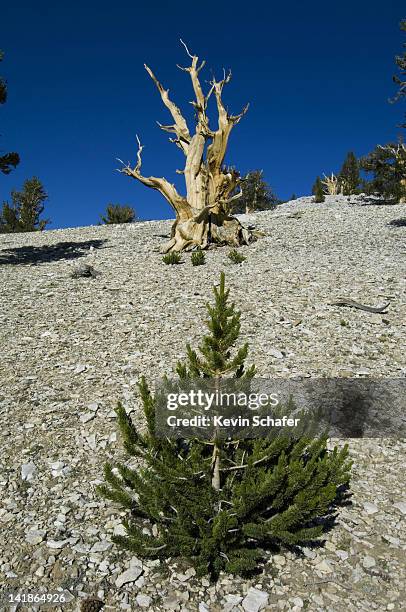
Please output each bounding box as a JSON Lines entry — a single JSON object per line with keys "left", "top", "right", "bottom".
{"left": 179, "top": 38, "right": 194, "bottom": 59}
{"left": 144, "top": 64, "right": 190, "bottom": 154}
{"left": 177, "top": 41, "right": 212, "bottom": 133}
{"left": 229, "top": 103, "right": 250, "bottom": 124}
{"left": 117, "top": 137, "right": 186, "bottom": 216}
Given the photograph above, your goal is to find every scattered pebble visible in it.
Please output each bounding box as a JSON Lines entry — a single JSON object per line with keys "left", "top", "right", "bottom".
{"left": 242, "top": 587, "right": 269, "bottom": 612}
{"left": 21, "top": 462, "right": 36, "bottom": 481}
{"left": 115, "top": 566, "right": 143, "bottom": 588}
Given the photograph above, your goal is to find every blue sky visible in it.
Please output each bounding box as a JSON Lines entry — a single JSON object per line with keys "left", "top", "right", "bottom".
{"left": 0, "top": 0, "right": 405, "bottom": 228}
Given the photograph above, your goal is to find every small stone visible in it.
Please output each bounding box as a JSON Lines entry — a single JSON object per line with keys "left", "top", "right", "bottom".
{"left": 115, "top": 566, "right": 143, "bottom": 588}
{"left": 51, "top": 560, "right": 64, "bottom": 581}
{"left": 86, "top": 434, "right": 97, "bottom": 450}
{"left": 74, "top": 364, "right": 87, "bottom": 374}
{"left": 135, "top": 594, "right": 151, "bottom": 608}
{"left": 312, "top": 595, "right": 324, "bottom": 606}
{"left": 357, "top": 368, "right": 370, "bottom": 375}
{"left": 337, "top": 369, "right": 353, "bottom": 378}
{"left": 6, "top": 571, "right": 17, "bottom": 578}
{"left": 362, "top": 555, "right": 376, "bottom": 569}
{"left": 25, "top": 529, "right": 46, "bottom": 545}
{"left": 242, "top": 587, "right": 269, "bottom": 612}
{"left": 393, "top": 501, "right": 406, "bottom": 515}
{"left": 129, "top": 556, "right": 143, "bottom": 568}
{"left": 351, "top": 345, "right": 363, "bottom": 355}
{"left": 269, "top": 348, "right": 284, "bottom": 359}
{"left": 80, "top": 412, "right": 95, "bottom": 423}
{"left": 162, "top": 593, "right": 180, "bottom": 610}
{"left": 363, "top": 502, "right": 378, "bottom": 515}
{"left": 291, "top": 597, "right": 303, "bottom": 608}
{"left": 21, "top": 462, "right": 36, "bottom": 481}
{"left": 382, "top": 534, "right": 400, "bottom": 546}
{"left": 335, "top": 550, "right": 349, "bottom": 560}
{"left": 273, "top": 554, "right": 286, "bottom": 566}
{"left": 302, "top": 547, "right": 316, "bottom": 559}
{"left": 134, "top": 576, "right": 145, "bottom": 588}
{"left": 198, "top": 604, "right": 209, "bottom": 612}
{"left": 113, "top": 524, "right": 127, "bottom": 537}
{"left": 50, "top": 460, "right": 70, "bottom": 477}
{"left": 47, "top": 539, "right": 70, "bottom": 549}
{"left": 315, "top": 560, "right": 333, "bottom": 574}
{"left": 90, "top": 540, "right": 112, "bottom": 553}
{"left": 71, "top": 263, "right": 100, "bottom": 279}
{"left": 99, "top": 561, "right": 109, "bottom": 573}
{"left": 224, "top": 595, "right": 243, "bottom": 605}
{"left": 174, "top": 572, "right": 190, "bottom": 582}
{"left": 73, "top": 543, "right": 90, "bottom": 553}
{"left": 369, "top": 314, "right": 384, "bottom": 324}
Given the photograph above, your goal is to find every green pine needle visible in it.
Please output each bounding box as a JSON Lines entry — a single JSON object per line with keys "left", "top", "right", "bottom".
{"left": 98, "top": 273, "right": 352, "bottom": 580}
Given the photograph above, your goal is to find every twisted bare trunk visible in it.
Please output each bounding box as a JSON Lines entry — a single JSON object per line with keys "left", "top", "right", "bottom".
{"left": 118, "top": 41, "right": 255, "bottom": 252}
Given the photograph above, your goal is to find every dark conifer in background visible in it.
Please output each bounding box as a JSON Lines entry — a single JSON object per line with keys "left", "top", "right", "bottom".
{"left": 98, "top": 273, "right": 351, "bottom": 579}
{"left": 100, "top": 204, "right": 137, "bottom": 224}
{"left": 338, "top": 152, "right": 361, "bottom": 195}
{"left": 360, "top": 144, "right": 406, "bottom": 202}
{"left": 231, "top": 170, "right": 280, "bottom": 214}
{"left": 391, "top": 19, "right": 406, "bottom": 128}
{"left": 0, "top": 50, "right": 20, "bottom": 175}
{"left": 0, "top": 177, "right": 49, "bottom": 233}
{"left": 312, "top": 176, "right": 325, "bottom": 203}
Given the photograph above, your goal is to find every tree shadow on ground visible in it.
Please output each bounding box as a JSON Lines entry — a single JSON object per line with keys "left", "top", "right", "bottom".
{"left": 283, "top": 484, "right": 353, "bottom": 557}
{"left": 388, "top": 217, "right": 406, "bottom": 227}
{"left": 356, "top": 195, "right": 400, "bottom": 206}
{"left": 0, "top": 239, "right": 108, "bottom": 265}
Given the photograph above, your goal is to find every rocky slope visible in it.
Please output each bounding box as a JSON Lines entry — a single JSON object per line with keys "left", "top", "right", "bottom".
{"left": 0, "top": 195, "right": 405, "bottom": 611}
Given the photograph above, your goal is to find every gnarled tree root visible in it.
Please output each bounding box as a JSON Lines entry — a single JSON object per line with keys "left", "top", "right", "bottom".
{"left": 162, "top": 214, "right": 255, "bottom": 253}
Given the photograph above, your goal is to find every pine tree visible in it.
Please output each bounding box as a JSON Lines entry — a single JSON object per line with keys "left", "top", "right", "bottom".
{"left": 0, "top": 201, "right": 19, "bottom": 232}
{"left": 0, "top": 50, "right": 20, "bottom": 175}
{"left": 0, "top": 177, "right": 49, "bottom": 233}
{"left": 391, "top": 20, "right": 406, "bottom": 128}
{"left": 98, "top": 273, "right": 351, "bottom": 580}
{"left": 100, "top": 204, "right": 136, "bottom": 224}
{"left": 312, "top": 176, "right": 325, "bottom": 203}
{"left": 360, "top": 143, "right": 406, "bottom": 202}
{"left": 338, "top": 152, "right": 360, "bottom": 195}
{"left": 231, "top": 170, "right": 280, "bottom": 214}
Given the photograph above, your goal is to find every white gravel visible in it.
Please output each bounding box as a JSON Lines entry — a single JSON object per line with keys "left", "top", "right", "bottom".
{"left": 0, "top": 195, "right": 405, "bottom": 611}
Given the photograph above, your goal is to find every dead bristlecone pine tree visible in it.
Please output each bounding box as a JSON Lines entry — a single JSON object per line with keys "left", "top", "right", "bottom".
{"left": 117, "top": 40, "right": 255, "bottom": 252}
